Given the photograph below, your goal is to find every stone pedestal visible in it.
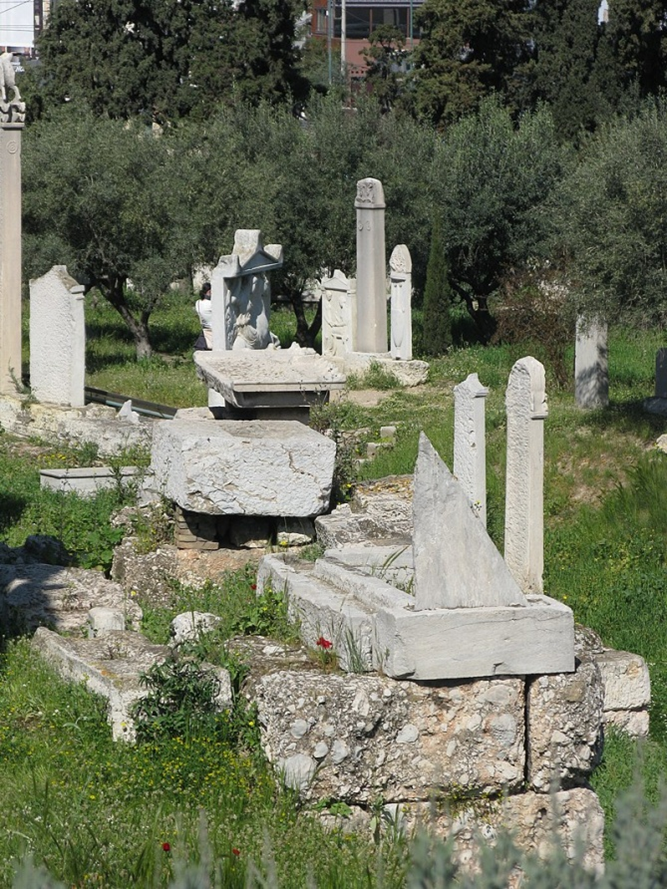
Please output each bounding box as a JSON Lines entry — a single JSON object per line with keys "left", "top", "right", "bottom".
{"left": 0, "top": 121, "right": 23, "bottom": 394}
{"left": 355, "top": 179, "right": 387, "bottom": 353}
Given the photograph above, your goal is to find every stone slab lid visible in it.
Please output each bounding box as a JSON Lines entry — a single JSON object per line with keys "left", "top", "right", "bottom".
{"left": 194, "top": 345, "right": 346, "bottom": 401}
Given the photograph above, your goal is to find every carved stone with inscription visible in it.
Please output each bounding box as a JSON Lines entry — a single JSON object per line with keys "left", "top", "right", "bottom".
{"left": 389, "top": 244, "right": 412, "bottom": 360}
{"left": 504, "top": 357, "right": 548, "bottom": 593}
{"left": 453, "top": 373, "right": 489, "bottom": 526}
{"left": 321, "top": 270, "right": 357, "bottom": 357}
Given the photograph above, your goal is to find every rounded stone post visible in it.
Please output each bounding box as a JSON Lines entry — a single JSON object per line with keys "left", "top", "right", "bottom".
{"left": 504, "top": 357, "right": 548, "bottom": 593}
{"left": 453, "top": 373, "right": 489, "bottom": 526}
{"left": 355, "top": 178, "right": 387, "bottom": 354}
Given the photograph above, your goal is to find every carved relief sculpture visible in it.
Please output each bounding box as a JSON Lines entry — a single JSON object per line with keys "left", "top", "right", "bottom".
{"left": 0, "top": 53, "right": 26, "bottom": 123}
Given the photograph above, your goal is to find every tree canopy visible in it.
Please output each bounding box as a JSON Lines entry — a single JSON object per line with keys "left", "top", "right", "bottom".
{"left": 33, "top": 0, "right": 308, "bottom": 123}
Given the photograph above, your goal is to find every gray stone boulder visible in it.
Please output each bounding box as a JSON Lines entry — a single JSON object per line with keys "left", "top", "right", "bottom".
{"left": 0, "top": 563, "right": 142, "bottom": 634}
{"left": 171, "top": 611, "right": 222, "bottom": 645}
{"left": 150, "top": 418, "right": 336, "bottom": 517}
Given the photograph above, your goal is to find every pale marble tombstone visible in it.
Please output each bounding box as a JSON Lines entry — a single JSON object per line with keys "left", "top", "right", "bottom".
{"left": 453, "top": 373, "right": 489, "bottom": 526}
{"left": 504, "top": 357, "right": 548, "bottom": 594}
{"left": 321, "top": 270, "right": 357, "bottom": 357}
{"left": 413, "top": 433, "right": 527, "bottom": 611}
{"left": 655, "top": 349, "right": 667, "bottom": 399}
{"left": 0, "top": 56, "right": 26, "bottom": 395}
{"left": 355, "top": 178, "right": 387, "bottom": 354}
{"left": 29, "top": 265, "right": 85, "bottom": 407}
{"left": 575, "top": 316, "right": 609, "bottom": 409}
{"left": 210, "top": 230, "right": 283, "bottom": 353}
{"left": 389, "top": 244, "right": 412, "bottom": 360}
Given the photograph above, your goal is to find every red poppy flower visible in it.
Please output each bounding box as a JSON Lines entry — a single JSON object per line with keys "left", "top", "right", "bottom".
{"left": 251, "top": 583, "right": 257, "bottom": 591}
{"left": 316, "top": 636, "right": 332, "bottom": 650}
{"left": 162, "top": 842, "right": 171, "bottom": 853}
{"left": 232, "top": 848, "right": 241, "bottom": 857}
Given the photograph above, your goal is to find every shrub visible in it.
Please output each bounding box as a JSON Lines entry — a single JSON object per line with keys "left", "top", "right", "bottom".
{"left": 422, "top": 216, "right": 453, "bottom": 357}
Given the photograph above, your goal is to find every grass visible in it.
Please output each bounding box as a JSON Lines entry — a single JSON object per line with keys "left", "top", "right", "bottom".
{"left": 7, "top": 292, "right": 667, "bottom": 883}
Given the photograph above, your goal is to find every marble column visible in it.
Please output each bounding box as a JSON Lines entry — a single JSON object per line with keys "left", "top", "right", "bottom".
{"left": 0, "top": 120, "right": 24, "bottom": 394}
{"left": 355, "top": 178, "right": 387, "bottom": 353}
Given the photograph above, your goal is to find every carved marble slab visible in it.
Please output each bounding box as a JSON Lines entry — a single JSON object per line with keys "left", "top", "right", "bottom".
{"left": 194, "top": 347, "right": 346, "bottom": 408}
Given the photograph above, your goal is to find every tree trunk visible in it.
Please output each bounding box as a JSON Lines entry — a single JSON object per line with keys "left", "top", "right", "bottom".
{"left": 286, "top": 282, "right": 322, "bottom": 349}
{"left": 452, "top": 284, "right": 497, "bottom": 344}
{"left": 101, "top": 277, "right": 153, "bottom": 359}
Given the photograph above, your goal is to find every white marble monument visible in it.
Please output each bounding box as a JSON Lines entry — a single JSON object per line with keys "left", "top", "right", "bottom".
{"left": 389, "top": 244, "right": 412, "bottom": 361}
{"left": 453, "top": 373, "right": 489, "bottom": 526}
{"left": 575, "top": 316, "right": 609, "bottom": 409}
{"left": 0, "top": 53, "right": 26, "bottom": 395}
{"left": 355, "top": 178, "right": 387, "bottom": 354}
{"left": 504, "top": 357, "right": 547, "bottom": 594}
{"left": 321, "top": 270, "right": 357, "bottom": 358}
{"left": 258, "top": 432, "right": 574, "bottom": 680}
{"left": 30, "top": 266, "right": 85, "bottom": 407}
{"left": 210, "top": 230, "right": 283, "bottom": 353}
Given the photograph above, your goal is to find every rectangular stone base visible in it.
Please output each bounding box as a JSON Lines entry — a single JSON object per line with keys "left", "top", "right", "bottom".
{"left": 258, "top": 553, "right": 574, "bottom": 680}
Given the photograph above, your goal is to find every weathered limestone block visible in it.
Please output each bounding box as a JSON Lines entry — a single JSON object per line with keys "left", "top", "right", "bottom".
{"left": 574, "top": 625, "right": 650, "bottom": 738}
{"left": 575, "top": 317, "right": 609, "bottom": 409}
{"left": 276, "top": 518, "right": 315, "bottom": 546}
{"left": 595, "top": 648, "right": 651, "bottom": 711}
{"left": 315, "top": 478, "right": 413, "bottom": 548}
{"left": 171, "top": 611, "right": 222, "bottom": 645}
{"left": 0, "top": 563, "right": 141, "bottom": 634}
{"left": 32, "top": 628, "right": 232, "bottom": 742}
{"left": 248, "top": 667, "right": 525, "bottom": 804}
{"left": 150, "top": 418, "right": 336, "bottom": 516}
{"left": 527, "top": 658, "right": 603, "bottom": 791}
{"left": 399, "top": 787, "right": 603, "bottom": 874}
{"left": 88, "top": 607, "right": 125, "bottom": 637}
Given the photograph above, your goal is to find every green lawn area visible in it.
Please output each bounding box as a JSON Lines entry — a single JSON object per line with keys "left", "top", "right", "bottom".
{"left": 5, "top": 294, "right": 667, "bottom": 885}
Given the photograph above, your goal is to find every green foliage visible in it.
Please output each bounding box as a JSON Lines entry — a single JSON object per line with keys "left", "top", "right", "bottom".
{"left": 411, "top": 0, "right": 533, "bottom": 128}
{"left": 556, "top": 98, "right": 667, "bottom": 328}
{"left": 132, "top": 655, "right": 225, "bottom": 743}
{"left": 433, "top": 99, "right": 570, "bottom": 340}
{"left": 310, "top": 401, "right": 361, "bottom": 504}
{"left": 34, "top": 0, "right": 308, "bottom": 125}
{"left": 422, "top": 216, "right": 452, "bottom": 356}
{"left": 361, "top": 25, "right": 409, "bottom": 113}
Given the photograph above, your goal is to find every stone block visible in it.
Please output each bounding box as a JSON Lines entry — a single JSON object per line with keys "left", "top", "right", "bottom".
{"left": 595, "top": 648, "right": 651, "bottom": 711}
{"left": 248, "top": 666, "right": 525, "bottom": 804}
{"left": 32, "top": 628, "right": 232, "bottom": 742}
{"left": 88, "top": 607, "right": 125, "bottom": 637}
{"left": 605, "top": 709, "right": 649, "bottom": 738}
{"left": 194, "top": 347, "right": 345, "bottom": 409}
{"left": 259, "top": 554, "right": 575, "bottom": 680}
{"left": 330, "top": 352, "right": 429, "bottom": 387}
{"left": 30, "top": 266, "right": 85, "bottom": 408}
{"left": 150, "top": 418, "right": 335, "bottom": 516}
{"left": 527, "top": 658, "right": 603, "bottom": 791}
{"left": 171, "top": 610, "right": 222, "bottom": 645}
{"left": 413, "top": 434, "right": 526, "bottom": 610}
{"left": 0, "top": 563, "right": 142, "bottom": 634}
{"left": 40, "top": 466, "right": 140, "bottom": 497}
